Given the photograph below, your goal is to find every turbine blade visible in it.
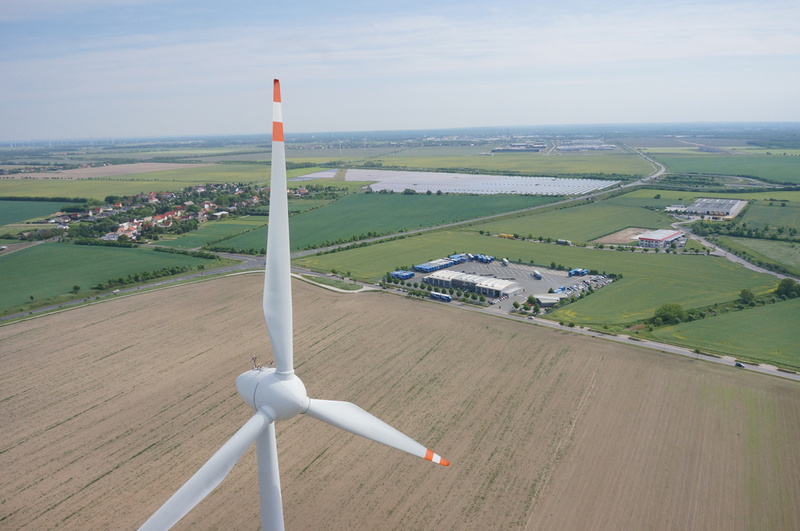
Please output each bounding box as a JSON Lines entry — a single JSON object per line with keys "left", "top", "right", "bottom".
{"left": 305, "top": 399, "right": 449, "bottom": 466}
{"left": 139, "top": 410, "right": 271, "bottom": 531}
{"left": 264, "top": 78, "right": 294, "bottom": 375}
{"left": 257, "top": 422, "right": 285, "bottom": 531}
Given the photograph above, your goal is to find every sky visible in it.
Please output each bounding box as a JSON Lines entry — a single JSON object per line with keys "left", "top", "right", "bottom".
{"left": 2, "top": 0, "right": 799, "bottom": 140}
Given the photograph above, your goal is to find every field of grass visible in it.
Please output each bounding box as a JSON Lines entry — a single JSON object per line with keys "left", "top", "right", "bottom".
{"left": 470, "top": 201, "right": 675, "bottom": 243}
{"left": 650, "top": 297, "right": 800, "bottom": 369}
{"left": 651, "top": 153, "right": 800, "bottom": 184}
{"left": 156, "top": 217, "right": 266, "bottom": 249}
{"left": 219, "top": 193, "right": 558, "bottom": 251}
{"left": 0, "top": 200, "right": 72, "bottom": 226}
{"left": 296, "top": 231, "right": 777, "bottom": 323}
{"left": 0, "top": 242, "right": 226, "bottom": 314}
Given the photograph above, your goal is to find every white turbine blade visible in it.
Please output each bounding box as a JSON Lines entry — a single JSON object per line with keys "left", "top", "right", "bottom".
{"left": 305, "top": 399, "right": 449, "bottom": 466}
{"left": 139, "top": 410, "right": 271, "bottom": 531}
{"left": 264, "top": 78, "right": 294, "bottom": 375}
{"left": 257, "top": 422, "right": 284, "bottom": 531}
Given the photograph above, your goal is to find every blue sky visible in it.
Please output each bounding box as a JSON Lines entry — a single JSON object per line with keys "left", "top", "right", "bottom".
{"left": 2, "top": 0, "right": 799, "bottom": 140}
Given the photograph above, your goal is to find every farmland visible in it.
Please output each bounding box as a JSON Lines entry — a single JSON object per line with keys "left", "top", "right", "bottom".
{"left": 157, "top": 217, "right": 266, "bottom": 249}
{"left": 219, "top": 193, "right": 557, "bottom": 251}
{"left": 650, "top": 297, "right": 800, "bottom": 368}
{"left": 0, "top": 164, "right": 325, "bottom": 200}
{"left": 471, "top": 200, "right": 675, "bottom": 243}
{"left": 0, "top": 200, "right": 72, "bottom": 226}
{"left": 1, "top": 276, "right": 798, "bottom": 530}
{"left": 651, "top": 153, "right": 800, "bottom": 184}
{"left": 0, "top": 242, "right": 228, "bottom": 314}
{"left": 380, "top": 147, "right": 653, "bottom": 176}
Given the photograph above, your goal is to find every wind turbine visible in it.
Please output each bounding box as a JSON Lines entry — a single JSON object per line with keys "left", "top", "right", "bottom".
{"left": 139, "top": 79, "right": 449, "bottom": 531}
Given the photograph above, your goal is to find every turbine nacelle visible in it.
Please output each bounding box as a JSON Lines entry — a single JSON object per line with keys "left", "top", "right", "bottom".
{"left": 236, "top": 369, "right": 309, "bottom": 421}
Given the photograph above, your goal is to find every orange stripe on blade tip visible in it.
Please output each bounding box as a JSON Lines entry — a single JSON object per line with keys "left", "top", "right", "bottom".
{"left": 273, "top": 121, "right": 284, "bottom": 142}
{"left": 425, "top": 449, "right": 434, "bottom": 461}
{"left": 273, "top": 79, "right": 281, "bottom": 103}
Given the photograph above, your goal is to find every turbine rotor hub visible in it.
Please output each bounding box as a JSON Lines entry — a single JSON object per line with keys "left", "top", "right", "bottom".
{"left": 236, "top": 369, "right": 309, "bottom": 421}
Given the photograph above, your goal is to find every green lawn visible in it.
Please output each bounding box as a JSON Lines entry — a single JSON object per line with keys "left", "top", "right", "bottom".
{"left": 0, "top": 242, "right": 226, "bottom": 314}
{"left": 471, "top": 201, "right": 675, "bottom": 243}
{"left": 0, "top": 200, "right": 72, "bottom": 226}
{"left": 650, "top": 297, "right": 800, "bottom": 369}
{"left": 218, "top": 193, "right": 558, "bottom": 252}
{"left": 156, "top": 217, "right": 267, "bottom": 249}
{"left": 651, "top": 153, "right": 800, "bottom": 184}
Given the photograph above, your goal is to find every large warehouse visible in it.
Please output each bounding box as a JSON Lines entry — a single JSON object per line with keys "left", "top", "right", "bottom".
{"left": 686, "top": 198, "right": 748, "bottom": 218}
{"left": 423, "top": 270, "right": 522, "bottom": 298}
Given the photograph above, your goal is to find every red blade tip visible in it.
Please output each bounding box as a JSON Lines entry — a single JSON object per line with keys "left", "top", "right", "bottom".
{"left": 273, "top": 79, "right": 281, "bottom": 103}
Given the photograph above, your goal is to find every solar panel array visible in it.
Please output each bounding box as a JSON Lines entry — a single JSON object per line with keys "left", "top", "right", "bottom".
{"left": 341, "top": 169, "right": 618, "bottom": 196}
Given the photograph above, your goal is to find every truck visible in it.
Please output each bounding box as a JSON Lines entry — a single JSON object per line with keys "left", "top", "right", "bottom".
{"left": 501, "top": 258, "right": 509, "bottom": 266}
{"left": 532, "top": 270, "right": 542, "bottom": 280}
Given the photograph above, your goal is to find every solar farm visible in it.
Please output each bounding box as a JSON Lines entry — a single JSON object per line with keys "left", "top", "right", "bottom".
{"left": 337, "top": 169, "right": 619, "bottom": 195}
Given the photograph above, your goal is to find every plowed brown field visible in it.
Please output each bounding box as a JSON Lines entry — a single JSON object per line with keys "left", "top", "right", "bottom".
{"left": 1, "top": 275, "right": 798, "bottom": 530}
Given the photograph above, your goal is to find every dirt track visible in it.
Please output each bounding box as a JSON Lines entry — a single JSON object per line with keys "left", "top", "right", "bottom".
{"left": 1, "top": 275, "right": 798, "bottom": 529}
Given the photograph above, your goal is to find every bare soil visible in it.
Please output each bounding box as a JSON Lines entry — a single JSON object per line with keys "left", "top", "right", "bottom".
{"left": 9, "top": 163, "right": 213, "bottom": 180}
{"left": 1, "top": 275, "right": 798, "bottom": 530}
{"left": 593, "top": 227, "right": 649, "bottom": 245}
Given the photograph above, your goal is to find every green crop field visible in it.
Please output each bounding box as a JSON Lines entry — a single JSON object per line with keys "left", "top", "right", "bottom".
{"left": 650, "top": 297, "right": 800, "bottom": 369}
{"left": 651, "top": 153, "right": 800, "bottom": 184}
{"left": 741, "top": 201, "right": 800, "bottom": 232}
{"left": 379, "top": 149, "right": 652, "bottom": 176}
{"left": 0, "top": 165, "right": 325, "bottom": 200}
{"left": 717, "top": 237, "right": 800, "bottom": 277}
{"left": 0, "top": 242, "right": 226, "bottom": 314}
{"left": 470, "top": 201, "right": 675, "bottom": 243}
{"left": 296, "top": 231, "right": 777, "bottom": 325}
{"left": 219, "top": 193, "right": 558, "bottom": 251}
{"left": 0, "top": 200, "right": 72, "bottom": 226}
{"left": 619, "top": 188, "right": 800, "bottom": 204}
{"left": 156, "top": 217, "right": 267, "bottom": 249}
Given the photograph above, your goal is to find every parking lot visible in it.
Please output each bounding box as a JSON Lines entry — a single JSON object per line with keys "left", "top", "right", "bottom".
{"left": 444, "top": 260, "right": 614, "bottom": 309}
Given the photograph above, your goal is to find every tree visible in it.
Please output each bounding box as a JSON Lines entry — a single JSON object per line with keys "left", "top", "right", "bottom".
{"left": 775, "top": 278, "right": 800, "bottom": 298}
{"left": 513, "top": 301, "right": 520, "bottom": 309}
{"left": 654, "top": 303, "right": 686, "bottom": 324}
{"left": 739, "top": 288, "right": 755, "bottom": 303}
{"left": 71, "top": 285, "right": 81, "bottom": 294}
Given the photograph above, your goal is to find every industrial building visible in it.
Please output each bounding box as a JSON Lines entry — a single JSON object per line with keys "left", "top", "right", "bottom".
{"left": 423, "top": 270, "right": 522, "bottom": 298}
{"left": 636, "top": 229, "right": 684, "bottom": 249}
{"left": 413, "top": 254, "right": 468, "bottom": 273}
{"left": 686, "top": 198, "right": 748, "bottom": 219}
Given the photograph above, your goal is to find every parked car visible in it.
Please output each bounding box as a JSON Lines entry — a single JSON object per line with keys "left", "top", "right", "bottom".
{"left": 735, "top": 362, "right": 745, "bottom": 368}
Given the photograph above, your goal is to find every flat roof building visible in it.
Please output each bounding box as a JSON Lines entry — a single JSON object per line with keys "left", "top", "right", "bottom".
{"left": 686, "top": 198, "right": 747, "bottom": 218}
{"left": 637, "top": 229, "right": 684, "bottom": 248}
{"left": 423, "top": 270, "right": 522, "bottom": 298}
